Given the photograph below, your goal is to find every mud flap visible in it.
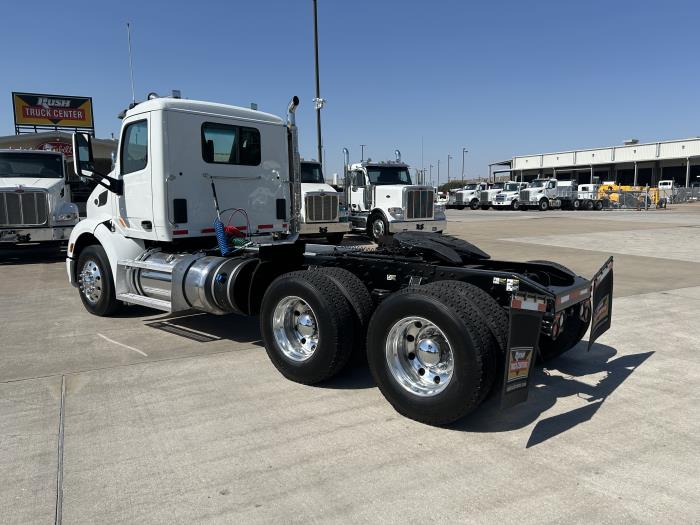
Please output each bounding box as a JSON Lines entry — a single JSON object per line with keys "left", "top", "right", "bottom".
{"left": 587, "top": 257, "right": 614, "bottom": 351}
{"left": 501, "top": 294, "right": 546, "bottom": 409}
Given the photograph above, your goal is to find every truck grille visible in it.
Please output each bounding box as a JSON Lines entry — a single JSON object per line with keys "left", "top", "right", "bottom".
{"left": 479, "top": 191, "right": 490, "bottom": 204}
{"left": 406, "top": 189, "right": 434, "bottom": 219}
{"left": 454, "top": 193, "right": 465, "bottom": 204}
{"left": 0, "top": 190, "right": 49, "bottom": 226}
{"left": 305, "top": 193, "right": 339, "bottom": 223}
{"left": 519, "top": 189, "right": 530, "bottom": 201}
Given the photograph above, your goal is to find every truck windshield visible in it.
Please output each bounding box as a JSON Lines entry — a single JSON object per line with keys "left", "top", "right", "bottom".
{"left": 530, "top": 180, "right": 547, "bottom": 188}
{"left": 300, "top": 163, "right": 324, "bottom": 184}
{"left": 367, "top": 167, "right": 412, "bottom": 185}
{"left": 492, "top": 182, "right": 505, "bottom": 189}
{"left": 463, "top": 184, "right": 478, "bottom": 190}
{"left": 0, "top": 152, "right": 63, "bottom": 178}
{"left": 504, "top": 183, "right": 520, "bottom": 191}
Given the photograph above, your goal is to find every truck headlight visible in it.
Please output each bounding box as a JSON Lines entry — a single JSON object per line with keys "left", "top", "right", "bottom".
{"left": 388, "top": 207, "right": 404, "bottom": 220}
{"left": 57, "top": 212, "right": 78, "bottom": 222}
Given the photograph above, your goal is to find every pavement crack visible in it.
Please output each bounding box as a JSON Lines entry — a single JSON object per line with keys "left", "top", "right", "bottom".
{"left": 54, "top": 375, "right": 66, "bottom": 525}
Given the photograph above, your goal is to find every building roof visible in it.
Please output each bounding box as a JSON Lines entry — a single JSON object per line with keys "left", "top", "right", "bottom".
{"left": 125, "top": 97, "right": 285, "bottom": 125}
{"left": 510, "top": 137, "right": 700, "bottom": 171}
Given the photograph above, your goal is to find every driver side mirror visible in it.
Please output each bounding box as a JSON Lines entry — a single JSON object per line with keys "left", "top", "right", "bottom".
{"left": 72, "top": 132, "right": 95, "bottom": 179}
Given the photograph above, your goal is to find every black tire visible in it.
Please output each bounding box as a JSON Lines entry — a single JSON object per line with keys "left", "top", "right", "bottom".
{"left": 309, "top": 266, "right": 373, "bottom": 362}
{"left": 480, "top": 205, "right": 490, "bottom": 210}
{"left": 573, "top": 199, "right": 581, "bottom": 210}
{"left": 422, "top": 280, "right": 509, "bottom": 398}
{"left": 511, "top": 200, "right": 519, "bottom": 210}
{"left": 366, "top": 285, "right": 497, "bottom": 425}
{"left": 76, "top": 245, "right": 120, "bottom": 316}
{"left": 519, "top": 205, "right": 528, "bottom": 211}
{"left": 260, "top": 270, "right": 355, "bottom": 384}
{"left": 367, "top": 212, "right": 389, "bottom": 241}
{"left": 594, "top": 200, "right": 603, "bottom": 211}
{"left": 469, "top": 199, "right": 479, "bottom": 210}
{"left": 584, "top": 200, "right": 594, "bottom": 211}
{"left": 457, "top": 205, "right": 466, "bottom": 210}
{"left": 538, "top": 199, "right": 549, "bottom": 211}
{"left": 538, "top": 310, "right": 590, "bottom": 362}
{"left": 326, "top": 233, "right": 345, "bottom": 245}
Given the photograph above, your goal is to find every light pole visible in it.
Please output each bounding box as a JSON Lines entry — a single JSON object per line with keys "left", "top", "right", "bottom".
{"left": 447, "top": 155, "right": 452, "bottom": 182}
{"left": 429, "top": 164, "right": 433, "bottom": 187}
{"left": 360, "top": 144, "right": 367, "bottom": 162}
{"left": 312, "top": 0, "right": 324, "bottom": 165}
{"left": 461, "top": 148, "right": 468, "bottom": 183}
{"left": 437, "top": 159, "right": 440, "bottom": 189}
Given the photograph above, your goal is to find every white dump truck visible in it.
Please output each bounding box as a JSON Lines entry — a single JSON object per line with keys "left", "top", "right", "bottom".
{"left": 299, "top": 160, "right": 349, "bottom": 244}
{"left": 0, "top": 149, "right": 79, "bottom": 245}
{"left": 478, "top": 182, "right": 507, "bottom": 210}
{"left": 65, "top": 92, "right": 613, "bottom": 426}
{"left": 491, "top": 181, "right": 528, "bottom": 209}
{"left": 343, "top": 149, "right": 446, "bottom": 241}
{"left": 518, "top": 178, "right": 577, "bottom": 211}
{"left": 573, "top": 184, "right": 604, "bottom": 210}
{"left": 446, "top": 182, "right": 489, "bottom": 210}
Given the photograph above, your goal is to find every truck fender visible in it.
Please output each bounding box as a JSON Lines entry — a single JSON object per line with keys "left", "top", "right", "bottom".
{"left": 68, "top": 220, "right": 145, "bottom": 286}
{"left": 370, "top": 208, "right": 390, "bottom": 222}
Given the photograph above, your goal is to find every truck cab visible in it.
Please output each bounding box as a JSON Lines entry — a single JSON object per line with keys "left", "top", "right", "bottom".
{"left": 448, "top": 182, "right": 489, "bottom": 210}
{"left": 491, "top": 181, "right": 528, "bottom": 209}
{"left": 344, "top": 150, "right": 446, "bottom": 241}
{"left": 0, "top": 149, "right": 79, "bottom": 245}
{"left": 299, "top": 160, "right": 349, "bottom": 244}
{"left": 519, "top": 178, "right": 576, "bottom": 211}
{"left": 478, "top": 181, "right": 506, "bottom": 209}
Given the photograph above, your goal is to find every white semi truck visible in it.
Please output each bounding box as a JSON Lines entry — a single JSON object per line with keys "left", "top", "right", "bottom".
{"left": 491, "top": 182, "right": 528, "bottom": 209}
{"left": 447, "top": 182, "right": 489, "bottom": 210}
{"left": 518, "top": 178, "right": 577, "bottom": 211}
{"left": 299, "top": 160, "right": 349, "bottom": 244}
{"left": 478, "top": 182, "right": 507, "bottom": 210}
{"left": 65, "top": 93, "right": 612, "bottom": 426}
{"left": 343, "top": 149, "right": 446, "bottom": 241}
{"left": 0, "top": 149, "right": 79, "bottom": 245}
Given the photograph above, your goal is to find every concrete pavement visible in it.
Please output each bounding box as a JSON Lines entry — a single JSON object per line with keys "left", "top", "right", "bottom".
{"left": 1, "top": 205, "right": 699, "bottom": 524}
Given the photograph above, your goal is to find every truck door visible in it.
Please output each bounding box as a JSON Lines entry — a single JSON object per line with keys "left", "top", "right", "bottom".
{"left": 350, "top": 170, "right": 369, "bottom": 212}
{"left": 116, "top": 114, "right": 154, "bottom": 238}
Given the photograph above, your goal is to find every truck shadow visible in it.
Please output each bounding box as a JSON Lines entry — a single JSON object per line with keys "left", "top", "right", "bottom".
{"left": 144, "top": 311, "right": 264, "bottom": 346}
{"left": 453, "top": 342, "right": 654, "bottom": 447}
{"left": 0, "top": 244, "right": 66, "bottom": 265}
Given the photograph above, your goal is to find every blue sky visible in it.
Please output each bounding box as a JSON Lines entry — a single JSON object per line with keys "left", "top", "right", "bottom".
{"left": 2, "top": 0, "right": 698, "bottom": 184}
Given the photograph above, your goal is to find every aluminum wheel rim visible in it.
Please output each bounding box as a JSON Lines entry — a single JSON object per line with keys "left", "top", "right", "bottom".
{"left": 385, "top": 316, "right": 454, "bottom": 397}
{"left": 78, "top": 259, "right": 103, "bottom": 304}
{"left": 272, "top": 296, "right": 319, "bottom": 362}
{"left": 372, "top": 219, "right": 385, "bottom": 238}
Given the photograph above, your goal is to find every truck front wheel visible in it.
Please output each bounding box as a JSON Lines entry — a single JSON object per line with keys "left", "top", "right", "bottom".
{"left": 469, "top": 199, "right": 479, "bottom": 210}
{"left": 538, "top": 199, "right": 550, "bottom": 211}
{"left": 260, "top": 271, "right": 355, "bottom": 384}
{"left": 367, "top": 213, "right": 389, "bottom": 241}
{"left": 76, "top": 245, "right": 120, "bottom": 316}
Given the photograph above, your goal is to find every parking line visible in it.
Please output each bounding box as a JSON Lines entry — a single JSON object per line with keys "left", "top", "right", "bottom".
{"left": 97, "top": 333, "right": 148, "bottom": 357}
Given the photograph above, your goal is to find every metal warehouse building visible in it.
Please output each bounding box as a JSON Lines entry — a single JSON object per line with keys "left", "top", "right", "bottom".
{"left": 492, "top": 137, "right": 700, "bottom": 187}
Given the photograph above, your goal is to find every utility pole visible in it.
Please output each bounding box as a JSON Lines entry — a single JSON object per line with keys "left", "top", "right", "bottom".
{"left": 429, "top": 164, "right": 433, "bottom": 187}
{"left": 312, "top": 0, "right": 324, "bottom": 165}
{"left": 437, "top": 159, "right": 440, "bottom": 190}
{"left": 447, "top": 154, "right": 452, "bottom": 182}
{"left": 360, "top": 144, "right": 367, "bottom": 162}
{"left": 461, "top": 148, "right": 468, "bottom": 183}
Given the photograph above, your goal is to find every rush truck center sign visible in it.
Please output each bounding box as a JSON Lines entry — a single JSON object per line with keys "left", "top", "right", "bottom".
{"left": 12, "top": 92, "right": 94, "bottom": 130}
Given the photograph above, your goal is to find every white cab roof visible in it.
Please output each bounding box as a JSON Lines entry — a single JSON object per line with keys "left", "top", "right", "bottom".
{"left": 125, "top": 97, "right": 285, "bottom": 126}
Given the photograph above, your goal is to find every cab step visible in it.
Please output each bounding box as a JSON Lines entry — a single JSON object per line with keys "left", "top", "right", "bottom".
{"left": 117, "top": 292, "right": 172, "bottom": 312}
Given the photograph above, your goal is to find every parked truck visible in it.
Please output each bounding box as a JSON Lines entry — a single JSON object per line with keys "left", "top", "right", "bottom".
{"left": 491, "top": 181, "right": 528, "bottom": 210}
{"left": 66, "top": 93, "right": 613, "bottom": 425}
{"left": 343, "top": 149, "right": 446, "bottom": 241}
{"left": 299, "top": 159, "right": 349, "bottom": 244}
{"left": 0, "top": 149, "right": 79, "bottom": 245}
{"left": 447, "top": 182, "right": 489, "bottom": 210}
{"left": 478, "top": 182, "right": 506, "bottom": 210}
{"left": 518, "top": 178, "right": 577, "bottom": 211}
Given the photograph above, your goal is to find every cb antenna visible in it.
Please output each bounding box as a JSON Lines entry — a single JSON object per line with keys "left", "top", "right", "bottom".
{"left": 126, "top": 22, "right": 136, "bottom": 105}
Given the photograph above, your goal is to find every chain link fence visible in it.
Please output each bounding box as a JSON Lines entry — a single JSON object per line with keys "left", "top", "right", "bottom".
{"left": 599, "top": 187, "right": 700, "bottom": 209}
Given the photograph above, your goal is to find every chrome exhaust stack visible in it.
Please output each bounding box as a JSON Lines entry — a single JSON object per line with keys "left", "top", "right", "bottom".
{"left": 342, "top": 147, "right": 351, "bottom": 213}
{"left": 287, "top": 96, "right": 301, "bottom": 235}
{"left": 395, "top": 149, "right": 401, "bottom": 163}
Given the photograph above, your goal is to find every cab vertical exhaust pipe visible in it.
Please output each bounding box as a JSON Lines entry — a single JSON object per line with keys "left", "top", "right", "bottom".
{"left": 287, "top": 96, "right": 301, "bottom": 235}
{"left": 343, "top": 147, "right": 351, "bottom": 215}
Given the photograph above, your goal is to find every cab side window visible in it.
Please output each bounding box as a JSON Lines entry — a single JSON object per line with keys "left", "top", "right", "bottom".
{"left": 201, "top": 123, "right": 261, "bottom": 166}
{"left": 121, "top": 120, "right": 148, "bottom": 175}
